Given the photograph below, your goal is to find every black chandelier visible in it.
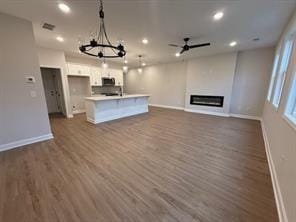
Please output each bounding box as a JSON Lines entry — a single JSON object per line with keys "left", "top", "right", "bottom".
{"left": 79, "top": 0, "right": 126, "bottom": 58}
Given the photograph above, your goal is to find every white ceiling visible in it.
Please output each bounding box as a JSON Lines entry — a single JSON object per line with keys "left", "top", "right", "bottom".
{"left": 0, "top": 0, "right": 295, "bottom": 67}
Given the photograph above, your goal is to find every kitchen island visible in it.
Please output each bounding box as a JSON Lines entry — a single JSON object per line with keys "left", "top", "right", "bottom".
{"left": 85, "top": 94, "right": 150, "bottom": 124}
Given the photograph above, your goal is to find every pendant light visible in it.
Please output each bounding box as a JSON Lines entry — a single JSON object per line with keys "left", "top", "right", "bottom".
{"left": 138, "top": 55, "right": 143, "bottom": 73}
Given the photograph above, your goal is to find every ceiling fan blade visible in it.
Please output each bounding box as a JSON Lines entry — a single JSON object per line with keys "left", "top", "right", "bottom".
{"left": 168, "top": 44, "right": 181, "bottom": 47}
{"left": 180, "top": 48, "right": 186, "bottom": 54}
{"left": 189, "top": 43, "right": 211, "bottom": 49}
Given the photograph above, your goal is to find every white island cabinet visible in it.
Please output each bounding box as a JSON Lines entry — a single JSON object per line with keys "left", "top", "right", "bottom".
{"left": 85, "top": 94, "right": 150, "bottom": 124}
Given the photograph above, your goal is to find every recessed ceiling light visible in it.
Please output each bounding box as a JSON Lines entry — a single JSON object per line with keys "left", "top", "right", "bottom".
{"left": 213, "top": 11, "right": 224, "bottom": 21}
{"left": 142, "top": 62, "right": 146, "bottom": 66}
{"left": 58, "top": 3, "right": 70, "bottom": 13}
{"left": 175, "top": 52, "right": 180, "bottom": 57}
{"left": 56, "top": 36, "right": 64, "bottom": 42}
{"left": 138, "top": 68, "right": 143, "bottom": 73}
{"left": 124, "top": 59, "right": 128, "bottom": 64}
{"left": 142, "top": 38, "right": 149, "bottom": 44}
{"left": 229, "top": 41, "right": 237, "bottom": 47}
{"left": 123, "top": 66, "right": 128, "bottom": 71}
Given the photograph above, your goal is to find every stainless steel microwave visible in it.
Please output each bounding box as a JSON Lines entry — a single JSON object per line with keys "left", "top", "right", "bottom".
{"left": 102, "top": 77, "right": 115, "bottom": 86}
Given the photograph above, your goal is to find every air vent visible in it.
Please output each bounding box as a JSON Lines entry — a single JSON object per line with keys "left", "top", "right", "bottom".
{"left": 42, "top": 23, "right": 55, "bottom": 31}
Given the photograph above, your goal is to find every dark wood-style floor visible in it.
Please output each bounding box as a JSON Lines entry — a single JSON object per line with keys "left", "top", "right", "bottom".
{"left": 0, "top": 107, "right": 278, "bottom": 222}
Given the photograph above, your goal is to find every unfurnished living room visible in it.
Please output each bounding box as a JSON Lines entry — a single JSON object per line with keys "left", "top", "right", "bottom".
{"left": 0, "top": 0, "right": 296, "bottom": 221}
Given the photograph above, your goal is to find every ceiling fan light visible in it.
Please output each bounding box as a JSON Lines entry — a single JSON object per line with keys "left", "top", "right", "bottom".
{"left": 175, "top": 52, "right": 180, "bottom": 57}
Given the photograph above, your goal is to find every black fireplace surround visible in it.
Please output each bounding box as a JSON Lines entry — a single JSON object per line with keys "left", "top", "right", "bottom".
{"left": 190, "top": 95, "right": 224, "bottom": 107}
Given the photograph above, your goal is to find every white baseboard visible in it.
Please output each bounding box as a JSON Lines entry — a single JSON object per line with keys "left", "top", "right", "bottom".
{"left": 184, "top": 108, "right": 230, "bottom": 117}
{"left": 73, "top": 109, "right": 86, "bottom": 115}
{"left": 149, "top": 104, "right": 184, "bottom": 110}
{"left": 0, "top": 133, "right": 54, "bottom": 153}
{"left": 261, "top": 120, "right": 288, "bottom": 222}
{"left": 230, "top": 113, "right": 262, "bottom": 121}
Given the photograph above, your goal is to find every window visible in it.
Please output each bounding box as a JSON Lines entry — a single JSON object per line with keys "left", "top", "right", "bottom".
{"left": 272, "top": 40, "right": 294, "bottom": 108}
{"left": 285, "top": 72, "right": 296, "bottom": 127}
{"left": 267, "top": 54, "right": 280, "bottom": 101}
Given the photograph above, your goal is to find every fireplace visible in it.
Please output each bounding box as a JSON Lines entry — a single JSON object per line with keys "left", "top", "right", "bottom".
{"left": 190, "top": 95, "right": 224, "bottom": 107}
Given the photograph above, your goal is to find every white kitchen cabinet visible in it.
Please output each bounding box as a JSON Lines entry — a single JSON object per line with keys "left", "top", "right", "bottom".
{"left": 110, "top": 69, "right": 124, "bottom": 86}
{"left": 90, "top": 67, "right": 102, "bottom": 86}
{"left": 101, "top": 68, "right": 111, "bottom": 78}
{"left": 67, "top": 63, "right": 90, "bottom": 76}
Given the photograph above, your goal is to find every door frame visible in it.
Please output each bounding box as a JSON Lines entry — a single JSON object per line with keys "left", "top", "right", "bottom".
{"left": 40, "top": 66, "right": 71, "bottom": 118}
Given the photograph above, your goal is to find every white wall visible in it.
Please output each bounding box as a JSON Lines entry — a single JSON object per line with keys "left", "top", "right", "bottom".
{"left": 230, "top": 47, "right": 275, "bottom": 117}
{"left": 0, "top": 13, "right": 52, "bottom": 150}
{"left": 124, "top": 50, "right": 273, "bottom": 117}
{"left": 68, "top": 76, "right": 91, "bottom": 114}
{"left": 185, "top": 53, "right": 237, "bottom": 115}
{"left": 262, "top": 10, "right": 296, "bottom": 222}
{"left": 38, "top": 47, "right": 72, "bottom": 117}
{"left": 124, "top": 61, "right": 187, "bottom": 109}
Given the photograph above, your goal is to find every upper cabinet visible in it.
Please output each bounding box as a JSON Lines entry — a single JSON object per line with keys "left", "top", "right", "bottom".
{"left": 110, "top": 69, "right": 124, "bottom": 86}
{"left": 101, "top": 68, "right": 111, "bottom": 78}
{"left": 90, "top": 67, "right": 102, "bottom": 86}
{"left": 66, "top": 63, "right": 123, "bottom": 86}
{"left": 67, "top": 63, "right": 90, "bottom": 76}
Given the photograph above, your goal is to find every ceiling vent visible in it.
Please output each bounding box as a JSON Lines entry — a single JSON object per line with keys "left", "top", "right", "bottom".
{"left": 42, "top": 23, "right": 55, "bottom": 31}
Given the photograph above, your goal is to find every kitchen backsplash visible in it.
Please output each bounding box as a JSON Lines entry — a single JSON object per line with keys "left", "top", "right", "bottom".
{"left": 92, "top": 86, "right": 122, "bottom": 95}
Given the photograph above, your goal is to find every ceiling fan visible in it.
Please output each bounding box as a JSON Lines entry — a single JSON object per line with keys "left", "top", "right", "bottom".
{"left": 169, "top": 38, "right": 211, "bottom": 55}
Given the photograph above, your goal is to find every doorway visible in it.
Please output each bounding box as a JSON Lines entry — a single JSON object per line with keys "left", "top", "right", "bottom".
{"left": 41, "top": 67, "right": 66, "bottom": 116}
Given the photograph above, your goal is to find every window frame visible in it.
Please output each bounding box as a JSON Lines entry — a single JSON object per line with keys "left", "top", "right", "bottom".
{"left": 271, "top": 39, "right": 294, "bottom": 109}
{"left": 284, "top": 70, "right": 296, "bottom": 130}
{"left": 267, "top": 54, "right": 280, "bottom": 101}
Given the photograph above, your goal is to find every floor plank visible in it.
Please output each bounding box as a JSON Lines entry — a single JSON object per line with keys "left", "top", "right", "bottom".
{"left": 0, "top": 107, "right": 278, "bottom": 222}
